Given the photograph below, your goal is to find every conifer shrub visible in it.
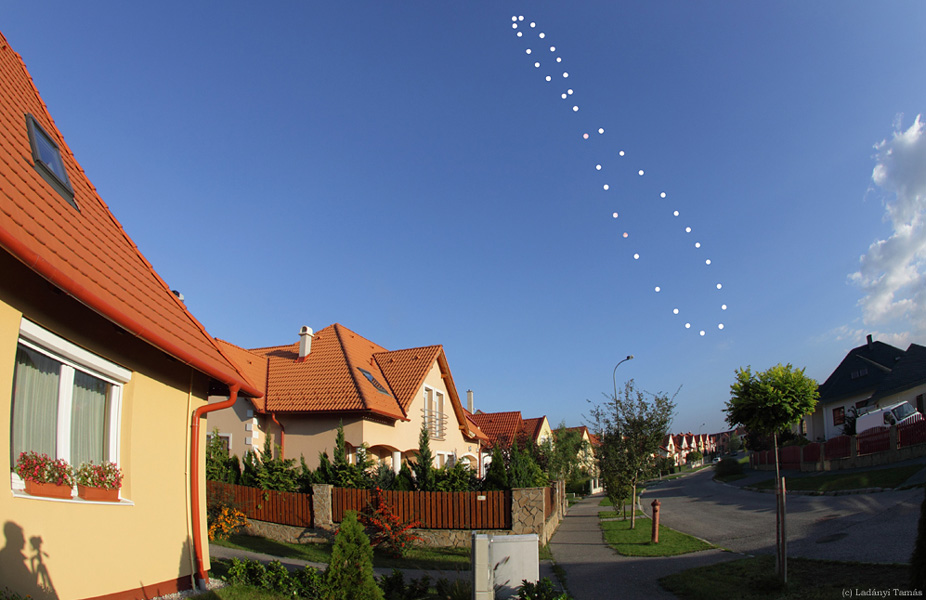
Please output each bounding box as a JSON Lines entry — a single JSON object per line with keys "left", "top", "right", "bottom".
{"left": 484, "top": 445, "right": 510, "bottom": 491}
{"left": 325, "top": 511, "right": 384, "bottom": 600}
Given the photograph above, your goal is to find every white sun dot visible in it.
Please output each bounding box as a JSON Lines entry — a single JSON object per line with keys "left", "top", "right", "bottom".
{"left": 512, "top": 16, "right": 518, "bottom": 21}
{"left": 583, "top": 133, "right": 589, "bottom": 139}
{"left": 530, "top": 21, "right": 536, "bottom": 27}
{"left": 550, "top": 46, "right": 556, "bottom": 52}
{"left": 573, "top": 105, "right": 579, "bottom": 112}
{"left": 526, "top": 49, "right": 532, "bottom": 54}
{"left": 695, "top": 242, "right": 701, "bottom": 248}
{"left": 603, "top": 184, "right": 609, "bottom": 190}
{"left": 517, "top": 32, "right": 523, "bottom": 37}
{"left": 561, "top": 93, "right": 567, "bottom": 99}
{"left": 660, "top": 192, "right": 666, "bottom": 198}
{"left": 518, "top": 16, "right": 524, "bottom": 21}
{"left": 655, "top": 286, "right": 661, "bottom": 293}
{"left": 545, "top": 76, "right": 552, "bottom": 82}
{"left": 673, "top": 210, "right": 679, "bottom": 217}
{"left": 619, "top": 150, "right": 625, "bottom": 156}
{"left": 700, "top": 330, "right": 705, "bottom": 336}
{"left": 612, "top": 212, "right": 618, "bottom": 218}
{"left": 721, "top": 304, "right": 727, "bottom": 310}
{"left": 716, "top": 283, "right": 723, "bottom": 290}
{"left": 705, "top": 259, "right": 712, "bottom": 265}
{"left": 638, "top": 170, "right": 644, "bottom": 176}
{"left": 563, "top": 72, "right": 569, "bottom": 78}
{"left": 512, "top": 23, "right": 518, "bottom": 29}
{"left": 595, "top": 164, "right": 602, "bottom": 171}
{"left": 685, "top": 323, "right": 691, "bottom": 329}
{"left": 633, "top": 253, "right": 640, "bottom": 259}
{"left": 685, "top": 227, "right": 691, "bottom": 233}
{"left": 534, "top": 62, "right": 540, "bottom": 68}
{"left": 718, "top": 324, "right": 725, "bottom": 330}
{"left": 598, "top": 128, "right": 604, "bottom": 134}
{"left": 673, "top": 308, "right": 679, "bottom": 315}
{"left": 567, "top": 89, "right": 573, "bottom": 94}
{"left": 556, "top": 57, "right": 562, "bottom": 63}
{"left": 622, "top": 232, "right": 629, "bottom": 238}
{"left": 539, "top": 32, "right": 545, "bottom": 38}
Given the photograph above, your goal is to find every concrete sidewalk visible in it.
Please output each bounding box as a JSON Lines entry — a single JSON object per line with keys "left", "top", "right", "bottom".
{"left": 549, "top": 494, "right": 740, "bottom": 600}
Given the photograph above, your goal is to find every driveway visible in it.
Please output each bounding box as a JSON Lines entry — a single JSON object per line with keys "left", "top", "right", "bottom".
{"left": 640, "top": 467, "right": 925, "bottom": 564}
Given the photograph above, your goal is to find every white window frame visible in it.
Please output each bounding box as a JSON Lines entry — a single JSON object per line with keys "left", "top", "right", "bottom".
{"left": 11, "top": 319, "right": 131, "bottom": 496}
{"left": 422, "top": 385, "right": 446, "bottom": 440}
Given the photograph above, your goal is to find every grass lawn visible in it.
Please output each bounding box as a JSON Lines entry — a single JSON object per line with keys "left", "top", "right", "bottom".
{"left": 599, "top": 516, "right": 714, "bottom": 557}
{"left": 660, "top": 555, "right": 911, "bottom": 600}
{"left": 750, "top": 464, "right": 925, "bottom": 492}
{"left": 212, "top": 534, "right": 470, "bottom": 571}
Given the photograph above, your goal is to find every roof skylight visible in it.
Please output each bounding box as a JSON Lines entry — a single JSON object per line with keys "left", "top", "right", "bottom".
{"left": 358, "top": 368, "right": 391, "bottom": 396}
{"left": 26, "top": 114, "right": 76, "bottom": 208}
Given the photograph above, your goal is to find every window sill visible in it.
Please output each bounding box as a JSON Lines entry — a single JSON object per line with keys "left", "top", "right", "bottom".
{"left": 11, "top": 489, "right": 134, "bottom": 506}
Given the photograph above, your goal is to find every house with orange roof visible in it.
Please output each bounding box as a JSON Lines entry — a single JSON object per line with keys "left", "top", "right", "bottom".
{"left": 659, "top": 433, "right": 679, "bottom": 466}
{"left": 207, "top": 323, "right": 487, "bottom": 475}
{"left": 0, "top": 31, "right": 260, "bottom": 599}
{"left": 522, "top": 416, "right": 554, "bottom": 446}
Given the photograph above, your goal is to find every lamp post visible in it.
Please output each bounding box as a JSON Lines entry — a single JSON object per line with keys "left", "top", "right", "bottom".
{"left": 612, "top": 355, "right": 634, "bottom": 401}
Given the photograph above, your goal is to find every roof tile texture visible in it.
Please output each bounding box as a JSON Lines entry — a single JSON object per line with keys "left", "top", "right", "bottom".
{"left": 0, "top": 32, "right": 251, "bottom": 391}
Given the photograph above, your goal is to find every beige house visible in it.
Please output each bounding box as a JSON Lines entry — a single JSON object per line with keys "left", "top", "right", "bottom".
{"left": 208, "top": 324, "right": 487, "bottom": 474}
{"left": 0, "top": 31, "right": 259, "bottom": 599}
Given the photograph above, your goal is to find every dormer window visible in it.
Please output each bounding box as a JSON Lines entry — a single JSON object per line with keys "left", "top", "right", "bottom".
{"left": 26, "top": 114, "right": 76, "bottom": 208}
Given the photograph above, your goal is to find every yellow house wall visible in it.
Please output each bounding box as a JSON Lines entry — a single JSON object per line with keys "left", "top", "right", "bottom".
{"left": 206, "top": 395, "right": 270, "bottom": 461}
{"left": 0, "top": 258, "right": 212, "bottom": 600}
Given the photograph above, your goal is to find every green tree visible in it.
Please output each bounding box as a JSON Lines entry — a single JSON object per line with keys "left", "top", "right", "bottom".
{"left": 508, "top": 440, "right": 548, "bottom": 488}
{"left": 483, "top": 445, "right": 509, "bottom": 491}
{"left": 324, "top": 511, "right": 383, "bottom": 600}
{"left": 411, "top": 423, "right": 435, "bottom": 491}
{"left": 728, "top": 431, "right": 743, "bottom": 454}
{"left": 255, "top": 436, "right": 299, "bottom": 492}
{"left": 538, "top": 423, "right": 588, "bottom": 483}
{"left": 725, "top": 363, "right": 819, "bottom": 481}
{"left": 205, "top": 428, "right": 239, "bottom": 484}
{"left": 591, "top": 380, "right": 675, "bottom": 529}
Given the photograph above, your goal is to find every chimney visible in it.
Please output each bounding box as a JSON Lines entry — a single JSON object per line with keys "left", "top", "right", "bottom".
{"left": 867, "top": 334, "right": 873, "bottom": 349}
{"left": 467, "top": 389, "right": 474, "bottom": 413}
{"left": 299, "top": 326, "right": 314, "bottom": 358}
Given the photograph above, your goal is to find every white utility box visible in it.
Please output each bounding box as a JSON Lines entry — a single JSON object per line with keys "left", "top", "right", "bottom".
{"left": 471, "top": 532, "right": 539, "bottom": 599}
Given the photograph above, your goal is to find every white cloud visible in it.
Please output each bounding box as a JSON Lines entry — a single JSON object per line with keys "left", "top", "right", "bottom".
{"left": 850, "top": 114, "right": 926, "bottom": 342}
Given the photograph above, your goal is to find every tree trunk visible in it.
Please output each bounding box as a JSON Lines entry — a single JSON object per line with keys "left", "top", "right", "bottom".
{"left": 630, "top": 480, "right": 637, "bottom": 529}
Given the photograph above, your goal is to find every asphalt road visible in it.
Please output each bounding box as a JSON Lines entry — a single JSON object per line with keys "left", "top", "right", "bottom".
{"left": 640, "top": 467, "right": 925, "bottom": 564}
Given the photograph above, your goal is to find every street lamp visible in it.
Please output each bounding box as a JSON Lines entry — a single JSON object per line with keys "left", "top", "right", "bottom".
{"left": 612, "top": 355, "right": 634, "bottom": 401}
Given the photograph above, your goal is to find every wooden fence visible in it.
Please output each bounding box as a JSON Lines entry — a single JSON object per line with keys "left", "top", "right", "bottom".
{"left": 207, "top": 481, "right": 313, "bottom": 528}
{"left": 899, "top": 420, "right": 926, "bottom": 448}
{"left": 857, "top": 427, "right": 891, "bottom": 455}
{"left": 331, "top": 487, "right": 512, "bottom": 530}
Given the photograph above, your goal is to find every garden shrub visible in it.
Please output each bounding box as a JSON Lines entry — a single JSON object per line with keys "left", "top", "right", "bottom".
{"left": 360, "top": 488, "right": 421, "bottom": 557}
{"left": 516, "top": 577, "right": 570, "bottom": 600}
{"left": 565, "top": 477, "right": 589, "bottom": 496}
{"left": 377, "top": 569, "right": 430, "bottom": 600}
{"left": 325, "top": 511, "right": 383, "bottom": 600}
{"left": 435, "top": 578, "right": 471, "bottom": 600}
{"left": 207, "top": 504, "right": 248, "bottom": 541}
{"left": 714, "top": 457, "right": 743, "bottom": 477}
{"left": 223, "top": 558, "right": 325, "bottom": 598}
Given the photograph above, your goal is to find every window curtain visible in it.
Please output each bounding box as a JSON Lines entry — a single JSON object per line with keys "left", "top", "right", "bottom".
{"left": 71, "top": 371, "right": 109, "bottom": 466}
{"left": 11, "top": 345, "right": 60, "bottom": 463}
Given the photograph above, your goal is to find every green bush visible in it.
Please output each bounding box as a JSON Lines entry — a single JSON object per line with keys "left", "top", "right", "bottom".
{"left": 223, "top": 557, "right": 325, "bottom": 598}
{"left": 565, "top": 477, "right": 590, "bottom": 496}
{"left": 714, "top": 457, "right": 744, "bottom": 477}
{"left": 377, "top": 569, "right": 430, "bottom": 600}
{"left": 325, "top": 511, "right": 383, "bottom": 600}
{"left": 435, "top": 578, "right": 471, "bottom": 600}
{"left": 516, "top": 577, "right": 571, "bottom": 600}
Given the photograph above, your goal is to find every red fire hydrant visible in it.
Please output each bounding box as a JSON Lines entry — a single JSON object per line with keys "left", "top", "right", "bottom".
{"left": 651, "top": 499, "right": 661, "bottom": 544}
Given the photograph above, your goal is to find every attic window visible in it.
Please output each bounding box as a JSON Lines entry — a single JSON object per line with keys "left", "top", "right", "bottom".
{"left": 358, "top": 368, "right": 391, "bottom": 396}
{"left": 26, "top": 114, "right": 76, "bottom": 208}
{"left": 850, "top": 368, "right": 868, "bottom": 379}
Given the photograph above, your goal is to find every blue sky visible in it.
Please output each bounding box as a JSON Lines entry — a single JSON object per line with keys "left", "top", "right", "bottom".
{"left": 4, "top": 2, "right": 925, "bottom": 435}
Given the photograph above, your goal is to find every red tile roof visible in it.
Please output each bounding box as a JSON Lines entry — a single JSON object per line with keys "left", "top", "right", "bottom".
{"left": 469, "top": 411, "right": 524, "bottom": 447}
{"left": 238, "top": 323, "right": 484, "bottom": 441}
{"left": 522, "top": 417, "right": 546, "bottom": 443}
{"left": 0, "top": 32, "right": 259, "bottom": 397}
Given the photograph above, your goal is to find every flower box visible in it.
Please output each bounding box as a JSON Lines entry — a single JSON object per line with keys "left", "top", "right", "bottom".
{"left": 25, "top": 480, "right": 73, "bottom": 499}
{"left": 77, "top": 484, "right": 120, "bottom": 502}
